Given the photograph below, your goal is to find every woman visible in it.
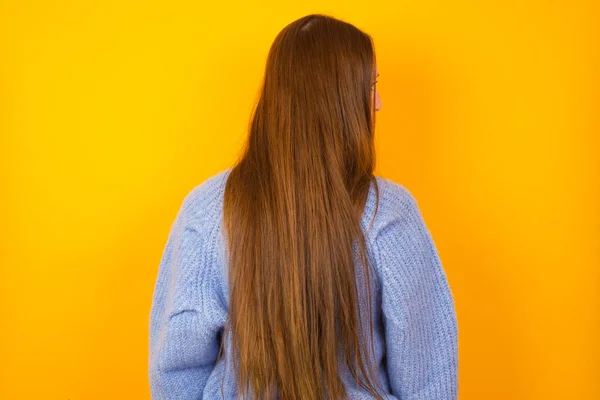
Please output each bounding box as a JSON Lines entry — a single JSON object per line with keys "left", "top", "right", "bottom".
{"left": 149, "top": 14, "right": 458, "bottom": 400}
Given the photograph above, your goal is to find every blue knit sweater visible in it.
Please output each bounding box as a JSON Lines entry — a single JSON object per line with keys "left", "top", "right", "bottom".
{"left": 148, "top": 168, "right": 458, "bottom": 399}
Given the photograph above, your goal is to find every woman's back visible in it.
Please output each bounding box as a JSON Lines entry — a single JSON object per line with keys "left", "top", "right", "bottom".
{"left": 148, "top": 168, "right": 458, "bottom": 399}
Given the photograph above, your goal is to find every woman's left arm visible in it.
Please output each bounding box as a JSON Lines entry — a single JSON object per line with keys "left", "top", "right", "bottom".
{"left": 148, "top": 201, "right": 225, "bottom": 399}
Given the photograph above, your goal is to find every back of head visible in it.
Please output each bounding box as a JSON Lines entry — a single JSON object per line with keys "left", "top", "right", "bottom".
{"left": 221, "top": 14, "right": 384, "bottom": 400}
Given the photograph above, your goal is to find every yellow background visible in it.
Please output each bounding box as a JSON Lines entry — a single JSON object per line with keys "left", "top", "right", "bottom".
{"left": 1, "top": 1, "right": 598, "bottom": 399}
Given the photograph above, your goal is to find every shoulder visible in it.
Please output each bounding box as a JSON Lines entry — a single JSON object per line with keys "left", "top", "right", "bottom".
{"left": 368, "top": 177, "right": 445, "bottom": 286}
{"left": 367, "top": 175, "right": 438, "bottom": 260}
{"left": 177, "top": 168, "right": 232, "bottom": 231}
{"left": 366, "top": 175, "right": 421, "bottom": 236}
{"left": 374, "top": 175, "right": 418, "bottom": 211}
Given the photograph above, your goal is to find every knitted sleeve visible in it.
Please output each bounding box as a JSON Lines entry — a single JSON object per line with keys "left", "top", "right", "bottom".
{"left": 148, "top": 195, "right": 226, "bottom": 399}
{"left": 373, "top": 181, "right": 459, "bottom": 399}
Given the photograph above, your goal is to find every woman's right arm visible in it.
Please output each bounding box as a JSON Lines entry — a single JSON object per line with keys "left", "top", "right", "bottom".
{"left": 373, "top": 182, "right": 459, "bottom": 399}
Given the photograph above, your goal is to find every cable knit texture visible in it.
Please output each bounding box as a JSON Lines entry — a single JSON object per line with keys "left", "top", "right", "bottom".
{"left": 148, "top": 168, "right": 458, "bottom": 399}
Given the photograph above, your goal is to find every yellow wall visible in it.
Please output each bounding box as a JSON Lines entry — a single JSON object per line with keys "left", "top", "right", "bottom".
{"left": 1, "top": 1, "right": 598, "bottom": 399}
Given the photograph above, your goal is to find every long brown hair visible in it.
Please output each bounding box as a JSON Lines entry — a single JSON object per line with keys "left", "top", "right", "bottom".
{"left": 220, "top": 14, "right": 383, "bottom": 400}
